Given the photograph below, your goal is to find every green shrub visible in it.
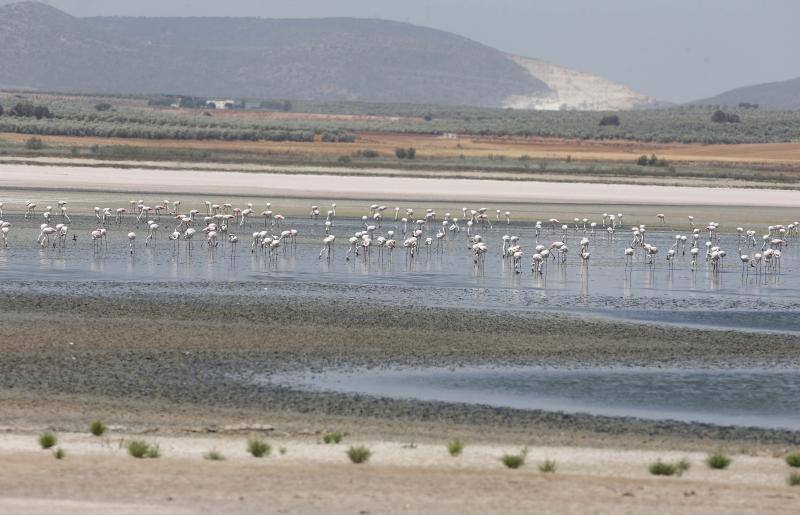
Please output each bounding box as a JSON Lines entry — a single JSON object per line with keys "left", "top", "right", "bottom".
{"left": 127, "top": 440, "right": 148, "bottom": 458}
{"left": 89, "top": 420, "right": 107, "bottom": 437}
{"left": 53, "top": 447, "right": 66, "bottom": 460}
{"left": 204, "top": 450, "right": 225, "bottom": 461}
{"left": 347, "top": 445, "right": 372, "bottom": 464}
{"left": 501, "top": 448, "right": 528, "bottom": 469}
{"left": 649, "top": 458, "right": 690, "bottom": 477}
{"left": 539, "top": 460, "right": 557, "bottom": 473}
{"left": 25, "top": 137, "right": 45, "bottom": 150}
{"left": 789, "top": 473, "right": 800, "bottom": 486}
{"left": 706, "top": 453, "right": 731, "bottom": 470}
{"left": 323, "top": 432, "right": 344, "bottom": 444}
{"left": 599, "top": 114, "right": 620, "bottom": 126}
{"left": 786, "top": 453, "right": 800, "bottom": 467}
{"left": 38, "top": 432, "right": 57, "bottom": 450}
{"left": 711, "top": 109, "right": 740, "bottom": 124}
{"left": 447, "top": 439, "right": 464, "bottom": 457}
{"left": 128, "top": 440, "right": 160, "bottom": 459}
{"left": 501, "top": 454, "right": 525, "bottom": 469}
{"left": 247, "top": 437, "right": 271, "bottom": 458}
{"left": 649, "top": 460, "right": 676, "bottom": 476}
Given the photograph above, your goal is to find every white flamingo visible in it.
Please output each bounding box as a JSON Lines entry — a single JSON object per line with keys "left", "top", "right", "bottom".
{"left": 127, "top": 232, "right": 136, "bottom": 254}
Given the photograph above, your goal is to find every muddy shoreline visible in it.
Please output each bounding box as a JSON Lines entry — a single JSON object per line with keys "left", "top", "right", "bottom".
{"left": 2, "top": 285, "right": 799, "bottom": 447}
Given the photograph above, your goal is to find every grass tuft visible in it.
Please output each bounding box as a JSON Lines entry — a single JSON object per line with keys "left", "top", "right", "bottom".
{"left": 539, "top": 459, "right": 557, "bottom": 473}
{"left": 38, "top": 432, "right": 57, "bottom": 450}
{"left": 447, "top": 439, "right": 464, "bottom": 457}
{"left": 323, "top": 431, "right": 344, "bottom": 444}
{"left": 53, "top": 447, "right": 66, "bottom": 460}
{"left": 786, "top": 453, "right": 800, "bottom": 468}
{"left": 649, "top": 458, "right": 690, "bottom": 477}
{"left": 247, "top": 437, "right": 271, "bottom": 458}
{"left": 89, "top": 420, "right": 107, "bottom": 437}
{"left": 204, "top": 450, "right": 226, "bottom": 461}
{"left": 501, "top": 448, "right": 528, "bottom": 469}
{"left": 347, "top": 445, "right": 372, "bottom": 464}
{"left": 789, "top": 473, "right": 800, "bottom": 486}
{"left": 279, "top": 446, "right": 287, "bottom": 455}
{"left": 128, "top": 440, "right": 160, "bottom": 459}
{"left": 649, "top": 461, "right": 676, "bottom": 476}
{"left": 706, "top": 453, "right": 732, "bottom": 470}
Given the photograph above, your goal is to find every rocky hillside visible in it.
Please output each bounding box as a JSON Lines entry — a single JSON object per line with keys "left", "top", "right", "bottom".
{"left": 505, "top": 56, "right": 660, "bottom": 111}
{"left": 0, "top": 1, "right": 656, "bottom": 110}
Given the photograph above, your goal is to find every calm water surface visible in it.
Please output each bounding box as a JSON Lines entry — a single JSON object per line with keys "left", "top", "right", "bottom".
{"left": 4, "top": 212, "right": 800, "bottom": 428}
{"left": 267, "top": 366, "right": 800, "bottom": 430}
{"left": 1, "top": 214, "right": 798, "bottom": 331}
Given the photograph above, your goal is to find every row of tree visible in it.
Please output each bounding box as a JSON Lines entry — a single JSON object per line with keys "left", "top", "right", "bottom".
{"left": 711, "top": 109, "right": 741, "bottom": 123}
{"left": 0, "top": 102, "right": 53, "bottom": 119}
{"left": 395, "top": 147, "right": 417, "bottom": 159}
{"left": 0, "top": 118, "right": 359, "bottom": 143}
{"left": 636, "top": 154, "right": 669, "bottom": 167}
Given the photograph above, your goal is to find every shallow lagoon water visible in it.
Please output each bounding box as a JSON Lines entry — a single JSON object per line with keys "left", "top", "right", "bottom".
{"left": 267, "top": 366, "right": 800, "bottom": 430}
{"left": 2, "top": 211, "right": 800, "bottom": 429}
{"left": 1, "top": 213, "right": 799, "bottom": 332}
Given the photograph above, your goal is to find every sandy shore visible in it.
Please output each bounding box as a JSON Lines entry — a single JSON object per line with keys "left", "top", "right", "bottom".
{"left": 2, "top": 162, "right": 800, "bottom": 206}
{"left": 1, "top": 429, "right": 798, "bottom": 515}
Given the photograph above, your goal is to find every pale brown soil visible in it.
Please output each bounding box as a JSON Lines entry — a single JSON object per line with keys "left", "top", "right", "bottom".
{"left": 0, "top": 429, "right": 798, "bottom": 515}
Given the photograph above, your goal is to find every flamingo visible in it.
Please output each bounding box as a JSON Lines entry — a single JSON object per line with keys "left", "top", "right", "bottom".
{"left": 624, "top": 247, "right": 634, "bottom": 267}
{"left": 319, "top": 235, "right": 336, "bottom": 260}
{"left": 184, "top": 228, "right": 196, "bottom": 254}
{"left": 145, "top": 222, "right": 159, "bottom": 246}
{"left": 127, "top": 232, "right": 136, "bottom": 254}
{"left": 531, "top": 253, "right": 544, "bottom": 274}
{"left": 1, "top": 223, "right": 10, "bottom": 248}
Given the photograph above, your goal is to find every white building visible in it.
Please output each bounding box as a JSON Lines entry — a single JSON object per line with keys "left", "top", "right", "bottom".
{"left": 206, "top": 99, "right": 237, "bottom": 110}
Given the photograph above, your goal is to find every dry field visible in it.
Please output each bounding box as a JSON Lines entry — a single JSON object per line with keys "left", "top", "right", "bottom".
{"left": 5, "top": 131, "right": 800, "bottom": 168}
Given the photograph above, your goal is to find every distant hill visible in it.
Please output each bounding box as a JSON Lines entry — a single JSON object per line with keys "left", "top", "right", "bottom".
{"left": 0, "top": 1, "right": 658, "bottom": 110}
{"left": 691, "top": 76, "right": 800, "bottom": 110}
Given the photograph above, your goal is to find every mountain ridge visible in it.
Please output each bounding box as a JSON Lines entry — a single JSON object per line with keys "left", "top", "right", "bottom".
{"left": 691, "top": 76, "right": 800, "bottom": 110}
{"left": 0, "top": 1, "right": 657, "bottom": 110}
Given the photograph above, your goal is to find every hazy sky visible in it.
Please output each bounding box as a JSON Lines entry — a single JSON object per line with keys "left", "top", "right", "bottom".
{"left": 13, "top": 0, "right": 800, "bottom": 102}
